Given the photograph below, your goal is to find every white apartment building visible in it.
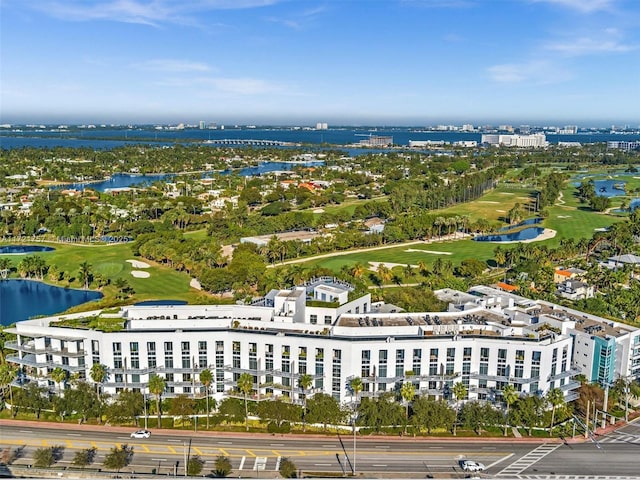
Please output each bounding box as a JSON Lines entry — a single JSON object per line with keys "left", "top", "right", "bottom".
{"left": 7, "top": 280, "right": 639, "bottom": 405}
{"left": 482, "top": 134, "right": 547, "bottom": 148}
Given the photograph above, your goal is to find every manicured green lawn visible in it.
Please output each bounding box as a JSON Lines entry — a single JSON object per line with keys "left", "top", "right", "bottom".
{"left": 0, "top": 242, "right": 217, "bottom": 311}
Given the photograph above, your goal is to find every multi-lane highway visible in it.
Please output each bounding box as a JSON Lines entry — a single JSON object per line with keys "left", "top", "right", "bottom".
{"left": 0, "top": 422, "right": 637, "bottom": 478}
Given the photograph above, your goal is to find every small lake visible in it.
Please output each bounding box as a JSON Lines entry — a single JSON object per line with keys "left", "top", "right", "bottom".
{"left": 0, "top": 279, "right": 103, "bottom": 326}
{"left": 473, "top": 227, "right": 546, "bottom": 242}
{"left": 572, "top": 178, "right": 628, "bottom": 198}
{"left": 0, "top": 245, "right": 55, "bottom": 254}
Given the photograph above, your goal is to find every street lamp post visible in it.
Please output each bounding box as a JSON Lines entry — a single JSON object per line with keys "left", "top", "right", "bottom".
{"left": 352, "top": 410, "right": 357, "bottom": 475}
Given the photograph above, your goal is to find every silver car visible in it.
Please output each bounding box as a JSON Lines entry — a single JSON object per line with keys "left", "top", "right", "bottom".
{"left": 459, "top": 460, "right": 485, "bottom": 472}
{"left": 130, "top": 429, "right": 151, "bottom": 439}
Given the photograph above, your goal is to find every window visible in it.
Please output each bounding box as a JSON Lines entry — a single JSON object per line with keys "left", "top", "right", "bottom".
{"left": 309, "top": 314, "right": 317, "bottom": 325}
{"left": 480, "top": 348, "right": 489, "bottom": 362}
{"left": 164, "top": 342, "right": 173, "bottom": 354}
{"left": 181, "top": 342, "right": 190, "bottom": 354}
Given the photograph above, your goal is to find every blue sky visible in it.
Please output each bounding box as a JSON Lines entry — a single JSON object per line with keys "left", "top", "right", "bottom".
{"left": 1, "top": 0, "right": 639, "bottom": 126}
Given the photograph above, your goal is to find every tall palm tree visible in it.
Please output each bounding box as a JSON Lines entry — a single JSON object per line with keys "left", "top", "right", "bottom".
{"left": 546, "top": 388, "right": 565, "bottom": 437}
{"left": 148, "top": 374, "right": 166, "bottom": 429}
{"left": 237, "top": 373, "right": 254, "bottom": 432}
{"left": 78, "top": 261, "right": 92, "bottom": 290}
{"left": 199, "top": 368, "right": 214, "bottom": 429}
{"left": 349, "top": 377, "right": 363, "bottom": 406}
{"left": 51, "top": 367, "right": 67, "bottom": 396}
{"left": 400, "top": 382, "right": 416, "bottom": 433}
{"left": 452, "top": 382, "right": 467, "bottom": 436}
{"left": 90, "top": 363, "right": 108, "bottom": 395}
{"left": 502, "top": 384, "right": 519, "bottom": 436}
{"left": 298, "top": 373, "right": 313, "bottom": 432}
{"left": 0, "top": 363, "right": 18, "bottom": 407}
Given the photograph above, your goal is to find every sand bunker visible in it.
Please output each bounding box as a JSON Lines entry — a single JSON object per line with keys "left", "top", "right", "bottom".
{"left": 313, "top": 208, "right": 325, "bottom": 213}
{"left": 405, "top": 249, "right": 452, "bottom": 255}
{"left": 131, "top": 270, "right": 150, "bottom": 278}
{"left": 190, "top": 278, "right": 202, "bottom": 290}
{"left": 368, "top": 261, "right": 418, "bottom": 271}
{"left": 127, "top": 259, "right": 150, "bottom": 269}
{"left": 479, "top": 201, "right": 499, "bottom": 204}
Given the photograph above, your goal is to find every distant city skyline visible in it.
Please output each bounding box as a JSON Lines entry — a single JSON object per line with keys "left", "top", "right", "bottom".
{"left": 1, "top": 0, "right": 639, "bottom": 126}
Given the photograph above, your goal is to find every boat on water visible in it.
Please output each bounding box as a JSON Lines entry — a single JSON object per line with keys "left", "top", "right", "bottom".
{"left": 613, "top": 183, "right": 625, "bottom": 190}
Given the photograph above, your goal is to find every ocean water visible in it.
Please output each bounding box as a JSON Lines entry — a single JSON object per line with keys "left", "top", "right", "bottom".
{"left": 2, "top": 127, "right": 638, "bottom": 150}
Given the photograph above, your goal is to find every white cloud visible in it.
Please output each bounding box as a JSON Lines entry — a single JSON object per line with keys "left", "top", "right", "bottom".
{"left": 487, "top": 60, "right": 570, "bottom": 84}
{"left": 546, "top": 37, "right": 636, "bottom": 55}
{"left": 154, "top": 75, "right": 287, "bottom": 96}
{"left": 529, "top": 0, "right": 616, "bottom": 13}
{"left": 31, "top": 0, "right": 285, "bottom": 26}
{"left": 135, "top": 59, "right": 213, "bottom": 73}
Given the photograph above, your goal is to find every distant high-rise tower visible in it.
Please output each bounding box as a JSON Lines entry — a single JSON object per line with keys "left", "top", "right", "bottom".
{"left": 316, "top": 122, "right": 328, "bottom": 130}
{"left": 199, "top": 121, "right": 206, "bottom": 129}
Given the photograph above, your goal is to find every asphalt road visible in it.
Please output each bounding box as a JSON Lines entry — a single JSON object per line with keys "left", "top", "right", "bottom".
{"left": 0, "top": 423, "right": 637, "bottom": 478}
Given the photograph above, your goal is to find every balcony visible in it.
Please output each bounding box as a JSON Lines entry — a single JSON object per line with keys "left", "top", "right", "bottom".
{"left": 5, "top": 341, "right": 86, "bottom": 357}
{"left": 548, "top": 368, "right": 581, "bottom": 382}
{"left": 6, "top": 354, "right": 86, "bottom": 372}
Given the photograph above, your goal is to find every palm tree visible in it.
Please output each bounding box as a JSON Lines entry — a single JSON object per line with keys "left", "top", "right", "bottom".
{"left": 349, "top": 377, "right": 363, "bottom": 406}
{"left": 400, "top": 382, "right": 416, "bottom": 433}
{"left": 237, "top": 373, "right": 254, "bottom": 432}
{"left": 51, "top": 367, "right": 67, "bottom": 396}
{"left": 148, "top": 374, "right": 166, "bottom": 429}
{"left": 502, "top": 384, "right": 519, "bottom": 436}
{"left": 78, "top": 261, "right": 93, "bottom": 290}
{"left": 298, "top": 373, "right": 313, "bottom": 432}
{"left": 376, "top": 264, "right": 391, "bottom": 285}
{"left": 452, "top": 382, "right": 467, "bottom": 436}
{"left": 199, "top": 368, "right": 214, "bottom": 429}
{"left": 0, "top": 363, "right": 18, "bottom": 407}
{"left": 89, "top": 363, "right": 108, "bottom": 395}
{"left": 546, "top": 388, "right": 565, "bottom": 437}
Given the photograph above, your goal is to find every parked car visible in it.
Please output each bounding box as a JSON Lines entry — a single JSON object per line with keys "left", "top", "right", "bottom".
{"left": 130, "top": 430, "right": 151, "bottom": 439}
{"left": 459, "top": 460, "right": 485, "bottom": 472}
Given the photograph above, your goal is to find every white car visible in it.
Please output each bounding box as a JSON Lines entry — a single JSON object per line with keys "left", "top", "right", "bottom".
{"left": 130, "top": 429, "right": 151, "bottom": 439}
{"left": 459, "top": 460, "right": 485, "bottom": 472}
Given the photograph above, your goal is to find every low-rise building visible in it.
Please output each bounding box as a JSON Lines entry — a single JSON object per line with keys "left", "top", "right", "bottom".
{"left": 6, "top": 281, "right": 639, "bottom": 406}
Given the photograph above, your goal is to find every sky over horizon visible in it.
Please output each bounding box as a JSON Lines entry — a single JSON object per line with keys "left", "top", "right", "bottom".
{"left": 1, "top": 0, "right": 639, "bottom": 126}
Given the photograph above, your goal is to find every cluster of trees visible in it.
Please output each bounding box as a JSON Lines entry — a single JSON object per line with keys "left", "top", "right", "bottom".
{"left": 577, "top": 179, "right": 611, "bottom": 212}
{"left": 496, "top": 210, "right": 640, "bottom": 324}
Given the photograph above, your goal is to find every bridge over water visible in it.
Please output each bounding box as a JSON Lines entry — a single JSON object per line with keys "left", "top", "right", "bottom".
{"left": 203, "top": 139, "right": 298, "bottom": 146}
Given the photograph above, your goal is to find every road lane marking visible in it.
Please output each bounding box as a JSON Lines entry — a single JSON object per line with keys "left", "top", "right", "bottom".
{"left": 167, "top": 446, "right": 176, "bottom": 454}
{"left": 239, "top": 456, "right": 246, "bottom": 470}
{"left": 151, "top": 458, "right": 167, "bottom": 461}
{"left": 270, "top": 443, "right": 285, "bottom": 446}
{"left": 66, "top": 433, "right": 81, "bottom": 437}
{"left": 218, "top": 441, "right": 233, "bottom": 444}
{"left": 193, "top": 447, "right": 202, "bottom": 455}
{"left": 245, "top": 449, "right": 257, "bottom": 457}
{"left": 375, "top": 446, "right": 390, "bottom": 449}
{"left": 486, "top": 453, "right": 514, "bottom": 469}
{"left": 322, "top": 444, "right": 335, "bottom": 447}
{"left": 167, "top": 439, "right": 182, "bottom": 443}
{"left": 275, "top": 456, "right": 281, "bottom": 471}
{"left": 314, "top": 463, "right": 332, "bottom": 466}
{"left": 141, "top": 444, "right": 150, "bottom": 453}
{"left": 19, "top": 430, "right": 33, "bottom": 433}
{"left": 219, "top": 448, "right": 230, "bottom": 456}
